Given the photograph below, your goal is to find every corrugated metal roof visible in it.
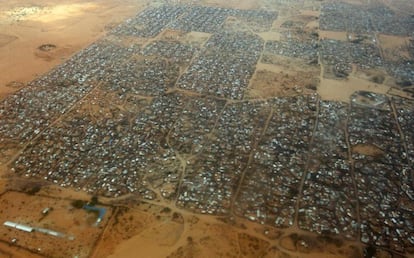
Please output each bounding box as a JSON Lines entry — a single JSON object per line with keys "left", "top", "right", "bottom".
{"left": 3, "top": 221, "right": 34, "bottom": 232}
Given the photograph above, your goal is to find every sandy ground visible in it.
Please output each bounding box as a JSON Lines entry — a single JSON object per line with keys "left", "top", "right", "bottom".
{"left": 0, "top": 0, "right": 413, "bottom": 258}
{"left": 0, "top": 241, "right": 44, "bottom": 258}
{"left": 246, "top": 62, "right": 318, "bottom": 99}
{"left": 378, "top": 34, "right": 411, "bottom": 61}
{"left": 318, "top": 76, "right": 390, "bottom": 103}
{"left": 0, "top": 0, "right": 150, "bottom": 100}
{"left": 319, "top": 31, "right": 348, "bottom": 41}
{"left": 0, "top": 189, "right": 112, "bottom": 258}
{"left": 0, "top": 184, "right": 362, "bottom": 258}
{"left": 99, "top": 200, "right": 360, "bottom": 258}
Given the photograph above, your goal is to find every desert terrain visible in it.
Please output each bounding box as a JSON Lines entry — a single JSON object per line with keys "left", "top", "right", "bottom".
{"left": 0, "top": 0, "right": 150, "bottom": 99}
{"left": 0, "top": 0, "right": 414, "bottom": 258}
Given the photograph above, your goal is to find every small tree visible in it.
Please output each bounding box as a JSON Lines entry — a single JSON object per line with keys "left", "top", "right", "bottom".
{"left": 71, "top": 200, "right": 86, "bottom": 209}
{"left": 90, "top": 196, "right": 99, "bottom": 206}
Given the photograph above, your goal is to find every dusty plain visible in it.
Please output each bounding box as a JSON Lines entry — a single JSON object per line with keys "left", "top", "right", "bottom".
{"left": 0, "top": 0, "right": 414, "bottom": 258}
{"left": 0, "top": 0, "right": 150, "bottom": 99}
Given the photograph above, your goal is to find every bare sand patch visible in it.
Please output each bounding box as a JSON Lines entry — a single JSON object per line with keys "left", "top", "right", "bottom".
{"left": 300, "top": 10, "right": 319, "bottom": 17}
{"left": 258, "top": 31, "right": 282, "bottom": 41}
{"left": 246, "top": 69, "right": 317, "bottom": 99}
{"left": 0, "top": 33, "right": 17, "bottom": 47}
{"left": 305, "top": 20, "right": 319, "bottom": 30}
{"left": 319, "top": 31, "right": 348, "bottom": 41}
{"left": 318, "top": 76, "right": 391, "bottom": 103}
{"left": 378, "top": 34, "right": 411, "bottom": 62}
{"left": 353, "top": 143, "right": 385, "bottom": 157}
{"left": 0, "top": 241, "right": 43, "bottom": 258}
{"left": 182, "top": 31, "right": 211, "bottom": 46}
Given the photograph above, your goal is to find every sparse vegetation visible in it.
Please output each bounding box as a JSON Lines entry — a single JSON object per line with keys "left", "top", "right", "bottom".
{"left": 71, "top": 199, "right": 86, "bottom": 209}
{"left": 25, "top": 185, "right": 41, "bottom": 195}
{"left": 370, "top": 74, "right": 385, "bottom": 84}
{"left": 90, "top": 196, "right": 99, "bottom": 206}
{"left": 161, "top": 207, "right": 172, "bottom": 213}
